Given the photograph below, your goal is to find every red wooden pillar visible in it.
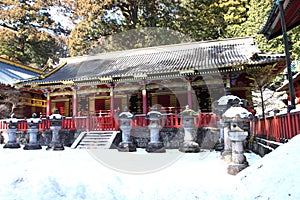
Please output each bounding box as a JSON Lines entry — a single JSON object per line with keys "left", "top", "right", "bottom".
{"left": 287, "top": 113, "right": 293, "bottom": 139}
{"left": 274, "top": 114, "right": 280, "bottom": 142}
{"left": 295, "top": 112, "right": 300, "bottom": 137}
{"left": 46, "top": 90, "right": 51, "bottom": 116}
{"left": 265, "top": 118, "right": 269, "bottom": 139}
{"left": 72, "top": 87, "right": 78, "bottom": 117}
{"left": 142, "top": 88, "right": 147, "bottom": 114}
{"left": 187, "top": 80, "right": 192, "bottom": 109}
{"left": 109, "top": 83, "right": 115, "bottom": 117}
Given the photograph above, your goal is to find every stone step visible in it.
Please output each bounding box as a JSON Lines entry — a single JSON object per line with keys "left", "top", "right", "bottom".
{"left": 79, "top": 144, "right": 106, "bottom": 147}
{"left": 80, "top": 139, "right": 107, "bottom": 143}
{"left": 73, "top": 131, "right": 119, "bottom": 149}
{"left": 81, "top": 138, "right": 111, "bottom": 141}
{"left": 85, "top": 132, "right": 113, "bottom": 136}
{"left": 85, "top": 135, "right": 113, "bottom": 138}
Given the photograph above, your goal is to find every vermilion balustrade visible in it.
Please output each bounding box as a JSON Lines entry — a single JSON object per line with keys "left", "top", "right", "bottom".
{"left": 0, "top": 113, "right": 219, "bottom": 132}
{"left": 1, "top": 111, "right": 299, "bottom": 142}
{"left": 252, "top": 111, "right": 300, "bottom": 142}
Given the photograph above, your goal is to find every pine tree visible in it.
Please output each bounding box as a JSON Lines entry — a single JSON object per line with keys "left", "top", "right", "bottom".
{"left": 246, "top": 64, "right": 283, "bottom": 119}
{"left": 65, "top": 0, "right": 227, "bottom": 56}
{"left": 223, "top": 0, "right": 300, "bottom": 71}
{"left": 0, "top": 0, "right": 69, "bottom": 67}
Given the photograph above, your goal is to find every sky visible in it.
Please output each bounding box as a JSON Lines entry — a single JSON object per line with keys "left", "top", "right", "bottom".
{"left": 0, "top": 134, "right": 300, "bottom": 200}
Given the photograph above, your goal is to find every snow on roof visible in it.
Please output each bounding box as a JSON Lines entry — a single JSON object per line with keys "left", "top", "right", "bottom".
{"left": 277, "top": 71, "right": 300, "bottom": 91}
{"left": 0, "top": 58, "right": 41, "bottom": 85}
{"left": 217, "top": 95, "right": 241, "bottom": 106}
{"left": 223, "top": 106, "right": 252, "bottom": 119}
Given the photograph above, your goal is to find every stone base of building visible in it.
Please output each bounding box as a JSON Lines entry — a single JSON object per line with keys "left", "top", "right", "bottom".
{"left": 227, "top": 163, "right": 248, "bottom": 175}
{"left": 3, "top": 142, "right": 21, "bottom": 149}
{"left": 117, "top": 142, "right": 136, "bottom": 152}
{"left": 46, "top": 142, "right": 64, "bottom": 151}
{"left": 146, "top": 142, "right": 166, "bottom": 153}
{"left": 179, "top": 141, "right": 200, "bottom": 153}
{"left": 23, "top": 143, "right": 42, "bottom": 150}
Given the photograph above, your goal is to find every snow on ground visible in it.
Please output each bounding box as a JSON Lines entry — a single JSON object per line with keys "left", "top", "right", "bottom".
{"left": 0, "top": 135, "right": 299, "bottom": 200}
{"left": 234, "top": 134, "right": 300, "bottom": 200}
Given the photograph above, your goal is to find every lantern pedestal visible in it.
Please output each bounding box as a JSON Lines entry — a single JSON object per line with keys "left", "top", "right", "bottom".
{"left": 24, "top": 128, "right": 42, "bottom": 150}
{"left": 47, "top": 126, "right": 64, "bottom": 151}
{"left": 227, "top": 131, "right": 249, "bottom": 175}
{"left": 3, "top": 128, "right": 20, "bottom": 149}
{"left": 24, "top": 114, "right": 42, "bottom": 150}
{"left": 178, "top": 106, "right": 200, "bottom": 153}
{"left": 118, "top": 124, "right": 136, "bottom": 152}
{"left": 117, "top": 108, "right": 136, "bottom": 152}
{"left": 46, "top": 109, "right": 65, "bottom": 151}
{"left": 146, "top": 108, "right": 165, "bottom": 153}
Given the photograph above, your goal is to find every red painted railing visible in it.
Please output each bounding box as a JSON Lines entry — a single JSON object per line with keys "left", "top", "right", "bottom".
{"left": 58, "top": 116, "right": 118, "bottom": 131}
{"left": 252, "top": 110, "right": 300, "bottom": 142}
{"left": 0, "top": 113, "right": 218, "bottom": 132}
{"left": 2, "top": 111, "right": 299, "bottom": 143}
{"left": 131, "top": 113, "right": 218, "bottom": 129}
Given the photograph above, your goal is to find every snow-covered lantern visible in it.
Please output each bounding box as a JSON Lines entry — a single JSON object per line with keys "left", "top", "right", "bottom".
{"left": 46, "top": 109, "right": 65, "bottom": 151}
{"left": 222, "top": 106, "right": 253, "bottom": 175}
{"left": 212, "top": 95, "right": 241, "bottom": 116}
{"left": 212, "top": 95, "right": 242, "bottom": 155}
{"left": 3, "top": 114, "right": 22, "bottom": 149}
{"left": 24, "top": 113, "right": 42, "bottom": 150}
{"left": 145, "top": 106, "right": 166, "bottom": 153}
{"left": 178, "top": 105, "right": 200, "bottom": 153}
{"left": 117, "top": 107, "right": 136, "bottom": 152}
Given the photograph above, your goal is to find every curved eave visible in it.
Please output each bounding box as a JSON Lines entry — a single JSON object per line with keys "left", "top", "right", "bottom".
{"left": 258, "top": 0, "right": 300, "bottom": 40}
{"left": 18, "top": 60, "right": 285, "bottom": 88}
{"left": 16, "top": 62, "right": 67, "bottom": 85}
{"left": 277, "top": 72, "right": 300, "bottom": 91}
{"left": 0, "top": 57, "right": 44, "bottom": 74}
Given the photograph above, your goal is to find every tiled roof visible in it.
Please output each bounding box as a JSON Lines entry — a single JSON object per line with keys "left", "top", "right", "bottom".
{"left": 277, "top": 71, "right": 300, "bottom": 91}
{"left": 258, "top": 0, "right": 300, "bottom": 40}
{"left": 0, "top": 57, "right": 43, "bottom": 85}
{"left": 20, "top": 37, "right": 286, "bottom": 85}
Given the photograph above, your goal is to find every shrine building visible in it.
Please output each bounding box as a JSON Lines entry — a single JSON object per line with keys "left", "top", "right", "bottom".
{"left": 17, "top": 37, "right": 286, "bottom": 118}
{"left": 0, "top": 57, "right": 46, "bottom": 118}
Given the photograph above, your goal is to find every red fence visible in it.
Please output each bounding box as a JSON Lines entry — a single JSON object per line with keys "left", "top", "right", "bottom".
{"left": 0, "top": 113, "right": 218, "bottom": 132}
{"left": 131, "top": 113, "right": 218, "bottom": 129}
{"left": 252, "top": 110, "right": 300, "bottom": 142}
{"left": 2, "top": 111, "right": 299, "bottom": 143}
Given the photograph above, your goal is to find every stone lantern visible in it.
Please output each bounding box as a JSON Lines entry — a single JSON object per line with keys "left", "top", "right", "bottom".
{"left": 24, "top": 113, "right": 42, "bottom": 150}
{"left": 117, "top": 107, "right": 136, "bottom": 152}
{"left": 178, "top": 105, "right": 200, "bottom": 153}
{"left": 222, "top": 106, "right": 252, "bottom": 175}
{"left": 3, "top": 114, "right": 22, "bottom": 149}
{"left": 212, "top": 95, "right": 242, "bottom": 158}
{"left": 145, "top": 106, "right": 166, "bottom": 153}
{"left": 46, "top": 109, "right": 65, "bottom": 151}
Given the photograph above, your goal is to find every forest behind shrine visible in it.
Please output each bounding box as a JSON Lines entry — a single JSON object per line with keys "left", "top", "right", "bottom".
{"left": 1, "top": 0, "right": 300, "bottom": 67}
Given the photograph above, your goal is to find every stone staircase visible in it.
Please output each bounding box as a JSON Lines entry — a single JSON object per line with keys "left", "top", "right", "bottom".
{"left": 71, "top": 131, "right": 119, "bottom": 149}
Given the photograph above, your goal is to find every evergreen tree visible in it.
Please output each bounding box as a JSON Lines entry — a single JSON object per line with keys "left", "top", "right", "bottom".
{"left": 223, "top": 0, "right": 300, "bottom": 60}
{"left": 216, "top": 0, "right": 249, "bottom": 37}
{"left": 245, "top": 64, "right": 283, "bottom": 120}
{"left": 0, "top": 0, "right": 69, "bottom": 67}
{"left": 65, "top": 0, "right": 226, "bottom": 56}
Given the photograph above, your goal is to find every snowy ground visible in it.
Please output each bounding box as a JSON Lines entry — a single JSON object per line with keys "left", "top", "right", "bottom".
{"left": 0, "top": 135, "right": 300, "bottom": 200}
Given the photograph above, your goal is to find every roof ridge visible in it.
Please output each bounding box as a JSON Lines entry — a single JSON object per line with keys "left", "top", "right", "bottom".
{"left": 60, "top": 36, "right": 256, "bottom": 64}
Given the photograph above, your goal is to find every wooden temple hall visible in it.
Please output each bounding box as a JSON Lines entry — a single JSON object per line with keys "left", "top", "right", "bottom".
{"left": 13, "top": 37, "right": 285, "bottom": 118}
